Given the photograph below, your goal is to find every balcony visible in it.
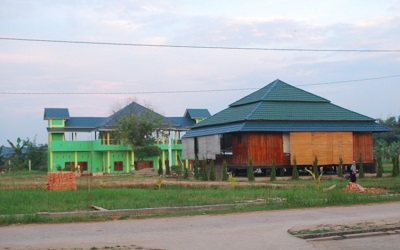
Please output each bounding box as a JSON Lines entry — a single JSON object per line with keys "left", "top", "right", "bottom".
{"left": 51, "top": 139, "right": 182, "bottom": 152}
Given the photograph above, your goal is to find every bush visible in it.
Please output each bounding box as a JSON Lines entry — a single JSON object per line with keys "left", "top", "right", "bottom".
{"left": 165, "top": 161, "right": 171, "bottom": 175}
{"left": 358, "top": 153, "right": 364, "bottom": 178}
{"left": 222, "top": 160, "right": 228, "bottom": 181}
{"left": 158, "top": 158, "right": 163, "bottom": 176}
{"left": 313, "top": 156, "right": 319, "bottom": 179}
{"left": 201, "top": 159, "right": 208, "bottom": 181}
{"left": 291, "top": 155, "right": 299, "bottom": 180}
{"left": 338, "top": 157, "right": 343, "bottom": 178}
{"left": 183, "top": 167, "right": 189, "bottom": 179}
{"left": 209, "top": 160, "right": 216, "bottom": 181}
{"left": 377, "top": 156, "right": 383, "bottom": 177}
{"left": 194, "top": 158, "right": 199, "bottom": 180}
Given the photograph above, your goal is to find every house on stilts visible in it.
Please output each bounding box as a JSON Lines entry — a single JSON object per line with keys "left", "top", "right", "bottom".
{"left": 182, "top": 79, "right": 390, "bottom": 175}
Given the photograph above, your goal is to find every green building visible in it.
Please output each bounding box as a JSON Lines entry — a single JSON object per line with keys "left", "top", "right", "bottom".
{"left": 43, "top": 102, "right": 210, "bottom": 173}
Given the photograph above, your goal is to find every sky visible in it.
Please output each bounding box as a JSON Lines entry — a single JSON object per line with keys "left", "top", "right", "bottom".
{"left": 0, "top": 0, "right": 399, "bottom": 146}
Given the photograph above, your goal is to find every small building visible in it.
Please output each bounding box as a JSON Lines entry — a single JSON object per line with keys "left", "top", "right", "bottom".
{"left": 44, "top": 101, "right": 210, "bottom": 173}
{"left": 182, "top": 79, "right": 390, "bottom": 174}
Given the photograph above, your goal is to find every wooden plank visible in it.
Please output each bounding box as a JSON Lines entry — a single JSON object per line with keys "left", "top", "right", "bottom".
{"left": 353, "top": 133, "right": 373, "bottom": 163}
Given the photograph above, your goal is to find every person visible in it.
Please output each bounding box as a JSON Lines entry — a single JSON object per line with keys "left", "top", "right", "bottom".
{"left": 350, "top": 161, "right": 357, "bottom": 183}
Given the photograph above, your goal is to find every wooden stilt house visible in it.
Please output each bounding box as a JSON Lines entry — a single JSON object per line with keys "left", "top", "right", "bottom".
{"left": 182, "top": 79, "right": 390, "bottom": 174}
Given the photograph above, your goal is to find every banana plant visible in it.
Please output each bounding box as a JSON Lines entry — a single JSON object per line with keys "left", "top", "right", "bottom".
{"left": 306, "top": 168, "right": 323, "bottom": 190}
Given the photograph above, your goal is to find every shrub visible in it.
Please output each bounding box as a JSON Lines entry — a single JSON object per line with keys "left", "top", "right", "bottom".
{"left": 376, "top": 156, "right": 383, "bottom": 178}
{"left": 209, "top": 160, "right": 216, "bottom": 181}
{"left": 228, "top": 174, "right": 236, "bottom": 188}
{"left": 358, "top": 153, "right": 364, "bottom": 178}
{"left": 158, "top": 158, "right": 163, "bottom": 176}
{"left": 248, "top": 157, "right": 255, "bottom": 182}
{"left": 194, "top": 158, "right": 199, "bottom": 180}
{"left": 291, "top": 155, "right": 299, "bottom": 180}
{"left": 201, "top": 159, "right": 208, "bottom": 181}
{"left": 270, "top": 161, "right": 276, "bottom": 182}
{"left": 338, "top": 157, "right": 343, "bottom": 178}
{"left": 313, "top": 156, "right": 319, "bottom": 179}
{"left": 222, "top": 160, "right": 228, "bottom": 181}
{"left": 165, "top": 161, "right": 171, "bottom": 175}
{"left": 183, "top": 167, "right": 189, "bottom": 179}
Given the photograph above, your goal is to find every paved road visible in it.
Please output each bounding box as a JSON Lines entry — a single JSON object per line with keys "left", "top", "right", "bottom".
{"left": 1, "top": 202, "right": 400, "bottom": 250}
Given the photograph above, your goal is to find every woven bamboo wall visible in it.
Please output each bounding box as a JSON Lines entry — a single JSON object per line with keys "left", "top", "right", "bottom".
{"left": 290, "top": 132, "right": 354, "bottom": 165}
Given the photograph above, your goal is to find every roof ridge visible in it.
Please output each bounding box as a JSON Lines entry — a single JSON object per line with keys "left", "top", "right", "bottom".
{"left": 245, "top": 101, "right": 262, "bottom": 120}
{"left": 260, "top": 79, "right": 279, "bottom": 101}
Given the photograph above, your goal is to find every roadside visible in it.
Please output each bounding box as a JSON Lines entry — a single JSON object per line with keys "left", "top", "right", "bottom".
{"left": 289, "top": 216, "right": 400, "bottom": 240}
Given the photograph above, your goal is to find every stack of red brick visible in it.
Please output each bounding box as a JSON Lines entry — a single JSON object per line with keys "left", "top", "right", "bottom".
{"left": 47, "top": 172, "right": 77, "bottom": 191}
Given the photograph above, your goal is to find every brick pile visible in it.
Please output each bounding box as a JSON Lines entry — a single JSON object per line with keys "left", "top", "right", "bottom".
{"left": 46, "top": 172, "right": 77, "bottom": 191}
{"left": 343, "top": 182, "right": 386, "bottom": 194}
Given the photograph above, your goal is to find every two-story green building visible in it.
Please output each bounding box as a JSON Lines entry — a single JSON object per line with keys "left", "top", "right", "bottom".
{"left": 44, "top": 102, "right": 210, "bottom": 173}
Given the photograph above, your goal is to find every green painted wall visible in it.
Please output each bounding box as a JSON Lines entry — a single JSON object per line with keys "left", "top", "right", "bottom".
{"left": 49, "top": 139, "right": 183, "bottom": 173}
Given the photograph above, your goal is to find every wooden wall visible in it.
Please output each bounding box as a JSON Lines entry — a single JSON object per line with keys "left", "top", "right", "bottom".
{"left": 232, "top": 133, "right": 284, "bottom": 166}
{"left": 232, "top": 133, "right": 249, "bottom": 165}
{"left": 353, "top": 132, "right": 374, "bottom": 163}
{"left": 228, "top": 131, "right": 374, "bottom": 167}
{"left": 290, "top": 132, "right": 354, "bottom": 165}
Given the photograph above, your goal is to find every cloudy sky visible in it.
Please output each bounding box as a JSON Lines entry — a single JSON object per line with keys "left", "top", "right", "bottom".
{"left": 0, "top": 0, "right": 399, "bottom": 146}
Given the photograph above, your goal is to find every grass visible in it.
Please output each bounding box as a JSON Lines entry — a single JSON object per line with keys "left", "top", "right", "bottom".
{"left": 1, "top": 171, "right": 400, "bottom": 225}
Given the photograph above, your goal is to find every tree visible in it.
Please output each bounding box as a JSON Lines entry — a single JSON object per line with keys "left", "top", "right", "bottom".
{"left": 209, "top": 160, "right": 216, "bottom": 181}
{"left": 270, "top": 161, "right": 276, "bottom": 181}
{"left": 390, "top": 142, "right": 400, "bottom": 177}
{"left": 291, "top": 155, "right": 299, "bottom": 180}
{"left": 0, "top": 145, "right": 4, "bottom": 166}
{"left": 7, "top": 138, "right": 28, "bottom": 170}
{"left": 248, "top": 157, "right": 255, "bottom": 182}
{"left": 222, "top": 160, "right": 228, "bottom": 181}
{"left": 193, "top": 158, "right": 200, "bottom": 180}
{"left": 25, "top": 138, "right": 47, "bottom": 171}
{"left": 114, "top": 105, "right": 163, "bottom": 164}
{"left": 374, "top": 116, "right": 400, "bottom": 145}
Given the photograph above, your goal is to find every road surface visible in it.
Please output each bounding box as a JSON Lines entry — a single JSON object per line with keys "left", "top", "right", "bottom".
{"left": 1, "top": 202, "right": 400, "bottom": 249}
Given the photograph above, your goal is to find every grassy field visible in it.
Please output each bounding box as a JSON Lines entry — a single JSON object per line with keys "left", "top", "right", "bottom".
{"left": 0, "top": 169, "right": 399, "bottom": 225}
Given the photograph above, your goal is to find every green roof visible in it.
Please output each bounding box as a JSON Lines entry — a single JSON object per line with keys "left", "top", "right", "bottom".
{"left": 183, "top": 79, "right": 389, "bottom": 138}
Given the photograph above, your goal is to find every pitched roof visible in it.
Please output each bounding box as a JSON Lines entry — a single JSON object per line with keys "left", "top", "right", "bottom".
{"left": 183, "top": 79, "right": 390, "bottom": 138}
{"left": 44, "top": 108, "right": 70, "bottom": 120}
{"left": 184, "top": 109, "right": 211, "bottom": 119}
{"left": 44, "top": 102, "right": 203, "bottom": 132}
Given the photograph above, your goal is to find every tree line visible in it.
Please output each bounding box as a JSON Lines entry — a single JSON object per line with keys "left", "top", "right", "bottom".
{"left": 0, "top": 137, "right": 47, "bottom": 171}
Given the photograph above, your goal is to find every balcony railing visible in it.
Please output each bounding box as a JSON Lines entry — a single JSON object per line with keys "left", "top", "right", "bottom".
{"left": 51, "top": 139, "right": 182, "bottom": 152}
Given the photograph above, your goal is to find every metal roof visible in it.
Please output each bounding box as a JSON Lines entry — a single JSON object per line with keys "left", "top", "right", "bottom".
{"left": 184, "top": 79, "right": 390, "bottom": 138}
{"left": 43, "top": 108, "right": 70, "bottom": 120}
{"left": 183, "top": 121, "right": 390, "bottom": 138}
{"left": 44, "top": 102, "right": 202, "bottom": 132}
{"left": 184, "top": 109, "right": 211, "bottom": 119}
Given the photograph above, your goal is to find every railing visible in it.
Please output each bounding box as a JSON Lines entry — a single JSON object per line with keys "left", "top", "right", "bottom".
{"left": 51, "top": 139, "right": 182, "bottom": 152}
